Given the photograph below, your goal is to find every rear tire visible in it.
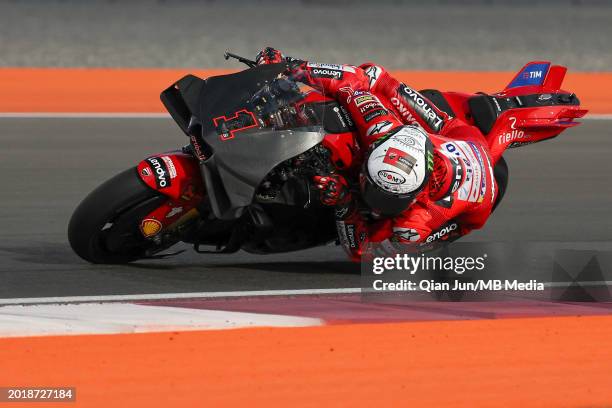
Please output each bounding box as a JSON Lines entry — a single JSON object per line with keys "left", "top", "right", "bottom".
{"left": 68, "top": 167, "right": 169, "bottom": 264}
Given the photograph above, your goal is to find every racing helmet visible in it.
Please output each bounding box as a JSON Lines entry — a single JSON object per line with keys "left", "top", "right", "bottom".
{"left": 360, "top": 126, "right": 434, "bottom": 216}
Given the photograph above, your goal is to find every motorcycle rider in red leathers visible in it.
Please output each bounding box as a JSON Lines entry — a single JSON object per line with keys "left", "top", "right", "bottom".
{"left": 255, "top": 48, "right": 498, "bottom": 260}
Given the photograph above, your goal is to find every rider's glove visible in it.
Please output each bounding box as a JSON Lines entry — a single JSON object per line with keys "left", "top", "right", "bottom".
{"left": 313, "top": 174, "right": 351, "bottom": 207}
{"left": 255, "top": 47, "right": 284, "bottom": 65}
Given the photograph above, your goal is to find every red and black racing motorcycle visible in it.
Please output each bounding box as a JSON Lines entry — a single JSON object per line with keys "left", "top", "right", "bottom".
{"left": 68, "top": 52, "right": 586, "bottom": 263}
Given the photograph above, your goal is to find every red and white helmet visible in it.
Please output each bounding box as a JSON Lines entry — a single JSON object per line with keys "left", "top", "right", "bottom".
{"left": 360, "top": 126, "right": 434, "bottom": 216}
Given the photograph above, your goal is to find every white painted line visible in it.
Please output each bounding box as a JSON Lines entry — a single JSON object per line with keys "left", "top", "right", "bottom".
{"left": 0, "top": 288, "right": 363, "bottom": 306}
{"left": 0, "top": 303, "right": 323, "bottom": 337}
{"left": 1, "top": 281, "right": 610, "bottom": 306}
{"left": 0, "top": 112, "right": 611, "bottom": 119}
{"left": 0, "top": 112, "right": 170, "bottom": 118}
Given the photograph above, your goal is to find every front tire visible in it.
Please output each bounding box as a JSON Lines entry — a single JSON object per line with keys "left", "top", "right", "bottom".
{"left": 68, "top": 167, "right": 170, "bottom": 264}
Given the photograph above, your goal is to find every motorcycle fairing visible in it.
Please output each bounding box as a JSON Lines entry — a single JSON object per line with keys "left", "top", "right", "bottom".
{"left": 468, "top": 91, "right": 583, "bottom": 135}
{"left": 137, "top": 151, "right": 202, "bottom": 201}
{"left": 160, "top": 63, "right": 290, "bottom": 138}
{"left": 136, "top": 151, "right": 204, "bottom": 237}
{"left": 161, "top": 64, "right": 335, "bottom": 220}
{"left": 201, "top": 127, "right": 326, "bottom": 220}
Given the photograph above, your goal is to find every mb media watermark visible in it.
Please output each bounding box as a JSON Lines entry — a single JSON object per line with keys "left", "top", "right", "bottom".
{"left": 361, "top": 242, "right": 612, "bottom": 302}
{"left": 371, "top": 252, "right": 544, "bottom": 292}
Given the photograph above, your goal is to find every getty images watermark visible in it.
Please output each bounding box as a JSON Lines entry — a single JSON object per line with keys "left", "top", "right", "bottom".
{"left": 361, "top": 242, "right": 612, "bottom": 302}
{"left": 371, "top": 252, "right": 543, "bottom": 292}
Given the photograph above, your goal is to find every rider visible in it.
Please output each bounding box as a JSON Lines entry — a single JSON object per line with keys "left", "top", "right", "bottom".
{"left": 255, "top": 47, "right": 498, "bottom": 260}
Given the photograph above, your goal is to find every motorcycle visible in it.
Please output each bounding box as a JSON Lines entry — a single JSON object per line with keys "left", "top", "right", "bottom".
{"left": 68, "top": 52, "right": 586, "bottom": 264}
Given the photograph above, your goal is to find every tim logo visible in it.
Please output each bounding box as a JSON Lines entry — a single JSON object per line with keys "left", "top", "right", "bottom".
{"left": 213, "top": 110, "right": 258, "bottom": 141}
{"left": 508, "top": 62, "right": 549, "bottom": 89}
{"left": 523, "top": 70, "right": 543, "bottom": 79}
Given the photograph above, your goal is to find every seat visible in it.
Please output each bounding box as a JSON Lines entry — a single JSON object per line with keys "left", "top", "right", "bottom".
{"left": 419, "top": 89, "right": 456, "bottom": 118}
{"left": 468, "top": 94, "right": 498, "bottom": 135}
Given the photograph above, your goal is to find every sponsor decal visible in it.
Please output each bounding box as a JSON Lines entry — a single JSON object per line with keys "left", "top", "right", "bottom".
{"left": 146, "top": 157, "right": 171, "bottom": 188}
{"left": 336, "top": 221, "right": 358, "bottom": 250}
{"left": 359, "top": 102, "right": 383, "bottom": 114}
{"left": 339, "top": 86, "right": 355, "bottom": 104}
{"left": 377, "top": 169, "right": 406, "bottom": 185}
{"left": 366, "top": 120, "right": 393, "bottom": 136}
{"left": 339, "top": 87, "right": 369, "bottom": 104}
{"left": 140, "top": 167, "right": 151, "bottom": 177}
{"left": 524, "top": 70, "right": 542, "bottom": 79}
{"left": 354, "top": 94, "right": 376, "bottom": 106}
{"left": 468, "top": 142, "right": 487, "bottom": 203}
{"left": 161, "top": 156, "right": 177, "bottom": 179}
{"left": 426, "top": 222, "right": 458, "bottom": 243}
{"left": 335, "top": 205, "right": 350, "bottom": 220}
{"left": 426, "top": 150, "right": 434, "bottom": 172}
{"left": 213, "top": 109, "right": 258, "bottom": 141}
{"left": 498, "top": 129, "right": 527, "bottom": 145}
{"left": 397, "top": 86, "right": 444, "bottom": 132}
{"left": 499, "top": 118, "right": 528, "bottom": 145}
{"left": 165, "top": 206, "right": 183, "bottom": 218}
{"left": 392, "top": 227, "right": 420, "bottom": 242}
{"left": 339, "top": 106, "right": 354, "bottom": 127}
{"left": 346, "top": 224, "right": 357, "bottom": 248}
{"left": 449, "top": 155, "right": 463, "bottom": 193}
{"left": 383, "top": 147, "right": 416, "bottom": 174}
{"left": 311, "top": 68, "right": 342, "bottom": 79}
{"left": 306, "top": 62, "right": 356, "bottom": 73}
{"left": 332, "top": 106, "right": 347, "bottom": 128}
{"left": 392, "top": 130, "right": 422, "bottom": 149}
{"left": 442, "top": 141, "right": 483, "bottom": 203}
{"left": 363, "top": 108, "right": 387, "bottom": 122}
{"left": 537, "top": 93, "right": 552, "bottom": 102}
{"left": 390, "top": 97, "right": 418, "bottom": 125}
{"left": 190, "top": 134, "right": 207, "bottom": 161}
{"left": 508, "top": 62, "right": 550, "bottom": 88}
{"left": 140, "top": 218, "right": 162, "bottom": 238}
{"left": 364, "top": 65, "right": 382, "bottom": 89}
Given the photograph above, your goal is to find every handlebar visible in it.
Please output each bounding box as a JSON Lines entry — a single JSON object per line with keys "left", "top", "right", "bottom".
{"left": 224, "top": 50, "right": 257, "bottom": 68}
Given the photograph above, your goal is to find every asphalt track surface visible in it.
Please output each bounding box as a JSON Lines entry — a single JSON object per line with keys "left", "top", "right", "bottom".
{"left": 1, "top": 118, "right": 611, "bottom": 299}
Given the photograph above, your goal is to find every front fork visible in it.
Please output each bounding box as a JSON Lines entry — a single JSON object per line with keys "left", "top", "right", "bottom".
{"left": 136, "top": 149, "right": 204, "bottom": 240}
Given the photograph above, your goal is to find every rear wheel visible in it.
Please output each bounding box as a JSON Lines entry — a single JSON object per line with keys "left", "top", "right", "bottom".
{"left": 68, "top": 167, "right": 174, "bottom": 264}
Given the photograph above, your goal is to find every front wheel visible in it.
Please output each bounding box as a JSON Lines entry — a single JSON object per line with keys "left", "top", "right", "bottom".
{"left": 68, "top": 167, "right": 174, "bottom": 264}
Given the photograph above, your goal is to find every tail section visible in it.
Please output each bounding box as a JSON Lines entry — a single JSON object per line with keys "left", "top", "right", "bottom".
{"left": 479, "top": 61, "right": 588, "bottom": 163}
